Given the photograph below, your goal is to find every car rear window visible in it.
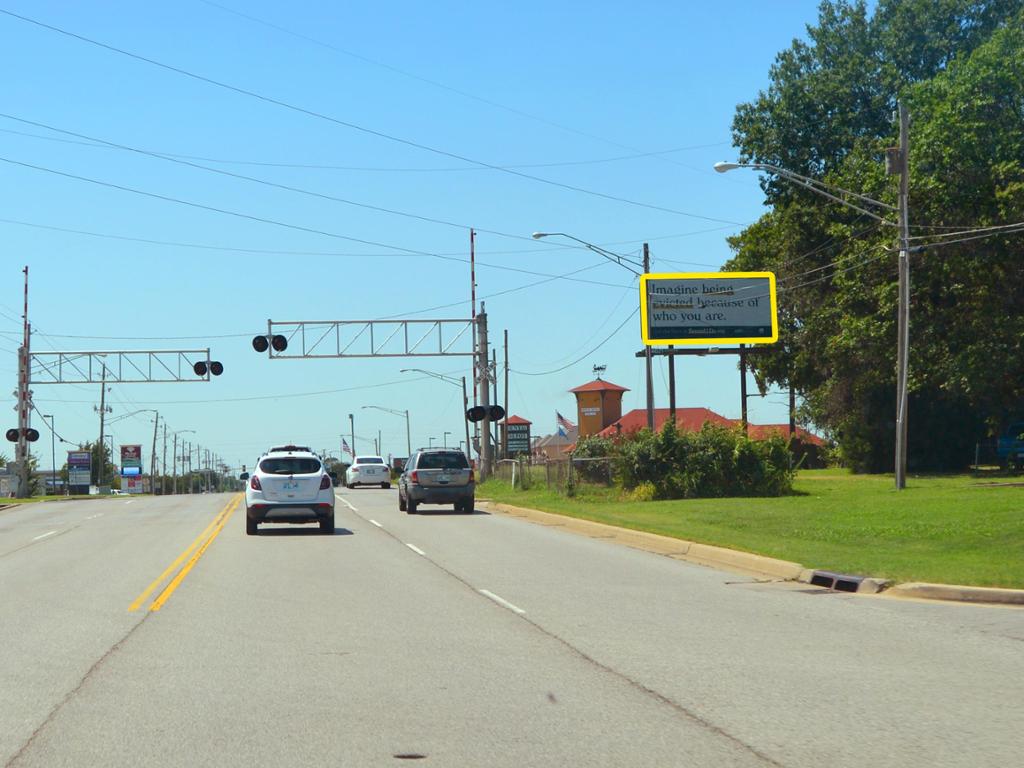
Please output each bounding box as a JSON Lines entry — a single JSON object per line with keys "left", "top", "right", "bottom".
{"left": 416, "top": 453, "right": 469, "bottom": 470}
{"left": 259, "top": 457, "right": 322, "bottom": 475}
{"left": 356, "top": 457, "right": 384, "bottom": 464}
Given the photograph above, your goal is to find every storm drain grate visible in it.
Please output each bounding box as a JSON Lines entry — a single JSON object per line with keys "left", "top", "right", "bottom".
{"left": 809, "top": 570, "right": 865, "bottom": 592}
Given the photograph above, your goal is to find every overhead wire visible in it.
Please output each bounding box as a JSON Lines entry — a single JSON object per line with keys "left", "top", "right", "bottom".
{"left": 0, "top": 155, "right": 628, "bottom": 291}
{"left": 0, "top": 124, "right": 726, "bottom": 173}
{"left": 195, "top": 0, "right": 729, "bottom": 177}
{"left": 0, "top": 9, "right": 742, "bottom": 225}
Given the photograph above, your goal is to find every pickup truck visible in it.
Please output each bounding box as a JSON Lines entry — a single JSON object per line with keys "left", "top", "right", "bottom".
{"left": 997, "top": 422, "right": 1024, "bottom": 469}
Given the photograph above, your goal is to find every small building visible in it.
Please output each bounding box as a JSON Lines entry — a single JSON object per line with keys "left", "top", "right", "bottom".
{"left": 569, "top": 379, "right": 629, "bottom": 437}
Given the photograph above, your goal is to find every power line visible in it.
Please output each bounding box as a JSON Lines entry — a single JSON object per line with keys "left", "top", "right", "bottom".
{"left": 0, "top": 124, "right": 726, "bottom": 173}
{"left": 513, "top": 308, "right": 639, "bottom": 377}
{"left": 0, "top": 9, "right": 742, "bottom": 225}
{"left": 195, "top": 0, "right": 728, "bottom": 174}
{"left": 0, "top": 155, "right": 627, "bottom": 291}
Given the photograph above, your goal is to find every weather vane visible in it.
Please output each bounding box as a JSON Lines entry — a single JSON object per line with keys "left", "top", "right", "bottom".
{"left": 593, "top": 364, "right": 607, "bottom": 379}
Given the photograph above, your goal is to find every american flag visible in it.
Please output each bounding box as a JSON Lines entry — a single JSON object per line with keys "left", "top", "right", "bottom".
{"left": 341, "top": 437, "right": 352, "bottom": 456}
{"left": 556, "top": 411, "right": 575, "bottom": 437}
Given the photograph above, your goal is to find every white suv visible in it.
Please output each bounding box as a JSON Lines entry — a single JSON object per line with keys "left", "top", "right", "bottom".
{"left": 345, "top": 456, "right": 391, "bottom": 489}
{"left": 242, "top": 446, "right": 335, "bottom": 535}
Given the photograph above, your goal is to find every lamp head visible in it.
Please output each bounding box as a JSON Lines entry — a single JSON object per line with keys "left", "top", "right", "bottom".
{"left": 531, "top": 232, "right": 550, "bottom": 239}
{"left": 713, "top": 162, "right": 741, "bottom": 173}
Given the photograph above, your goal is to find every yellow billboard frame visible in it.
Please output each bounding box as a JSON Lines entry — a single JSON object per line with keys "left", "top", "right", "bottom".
{"left": 640, "top": 271, "right": 779, "bottom": 346}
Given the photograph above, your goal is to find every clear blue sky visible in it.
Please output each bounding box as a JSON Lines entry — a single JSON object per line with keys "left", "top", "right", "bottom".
{"left": 0, "top": 1, "right": 826, "bottom": 471}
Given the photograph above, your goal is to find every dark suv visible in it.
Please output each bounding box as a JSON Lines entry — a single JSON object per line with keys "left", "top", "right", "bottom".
{"left": 398, "top": 448, "right": 475, "bottom": 513}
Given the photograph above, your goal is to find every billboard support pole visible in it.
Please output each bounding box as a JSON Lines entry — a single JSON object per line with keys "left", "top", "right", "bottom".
{"left": 643, "top": 244, "right": 654, "bottom": 430}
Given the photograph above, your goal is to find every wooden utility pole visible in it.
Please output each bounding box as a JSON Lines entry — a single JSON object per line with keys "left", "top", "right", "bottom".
{"left": 892, "top": 102, "right": 911, "bottom": 489}
{"left": 739, "top": 344, "right": 749, "bottom": 436}
{"left": 643, "top": 243, "right": 654, "bottom": 430}
{"left": 503, "top": 329, "right": 509, "bottom": 459}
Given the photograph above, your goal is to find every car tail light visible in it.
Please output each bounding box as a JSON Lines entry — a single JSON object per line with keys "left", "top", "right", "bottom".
{"left": 468, "top": 469, "right": 475, "bottom": 483}
{"left": 409, "top": 470, "right": 419, "bottom": 483}
{"left": 351, "top": 467, "right": 359, "bottom": 473}
{"left": 250, "top": 475, "right": 262, "bottom": 491}
{"left": 320, "top": 474, "right": 331, "bottom": 490}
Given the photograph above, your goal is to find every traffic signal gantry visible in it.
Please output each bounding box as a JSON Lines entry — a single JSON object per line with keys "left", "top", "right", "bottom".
{"left": 250, "top": 310, "right": 504, "bottom": 479}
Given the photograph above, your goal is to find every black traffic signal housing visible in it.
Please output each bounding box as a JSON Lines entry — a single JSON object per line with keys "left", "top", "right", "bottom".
{"left": 5, "top": 427, "right": 39, "bottom": 442}
{"left": 465, "top": 405, "right": 506, "bottom": 423}
{"left": 252, "top": 335, "right": 288, "bottom": 353}
{"left": 193, "top": 361, "right": 224, "bottom": 377}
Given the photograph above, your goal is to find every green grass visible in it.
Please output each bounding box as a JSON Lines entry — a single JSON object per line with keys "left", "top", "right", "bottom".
{"left": 0, "top": 494, "right": 97, "bottom": 505}
{"left": 478, "top": 468, "right": 1024, "bottom": 588}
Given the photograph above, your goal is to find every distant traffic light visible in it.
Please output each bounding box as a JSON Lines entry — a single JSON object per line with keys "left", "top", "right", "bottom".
{"left": 465, "top": 405, "right": 506, "bottom": 423}
{"left": 252, "top": 334, "right": 288, "bottom": 353}
{"left": 5, "top": 429, "right": 17, "bottom": 442}
{"left": 193, "top": 361, "right": 224, "bottom": 376}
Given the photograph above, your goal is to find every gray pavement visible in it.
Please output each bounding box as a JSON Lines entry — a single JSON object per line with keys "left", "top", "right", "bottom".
{"left": 2, "top": 489, "right": 1022, "bottom": 767}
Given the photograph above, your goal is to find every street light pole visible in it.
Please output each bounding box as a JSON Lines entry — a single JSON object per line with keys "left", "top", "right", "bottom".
{"left": 399, "top": 369, "right": 473, "bottom": 462}
{"left": 713, "top": 109, "right": 910, "bottom": 488}
{"left": 348, "top": 413, "right": 356, "bottom": 456}
{"left": 42, "top": 414, "right": 55, "bottom": 494}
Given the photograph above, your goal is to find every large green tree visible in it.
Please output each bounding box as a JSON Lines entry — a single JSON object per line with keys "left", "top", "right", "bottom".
{"left": 727, "top": 0, "right": 1024, "bottom": 471}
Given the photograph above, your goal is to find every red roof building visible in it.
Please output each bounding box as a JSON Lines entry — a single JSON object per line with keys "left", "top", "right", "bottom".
{"left": 569, "top": 378, "right": 630, "bottom": 437}
{"left": 596, "top": 408, "right": 825, "bottom": 446}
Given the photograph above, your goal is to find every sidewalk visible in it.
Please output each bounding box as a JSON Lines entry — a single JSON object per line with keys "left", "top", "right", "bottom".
{"left": 482, "top": 500, "right": 1024, "bottom": 607}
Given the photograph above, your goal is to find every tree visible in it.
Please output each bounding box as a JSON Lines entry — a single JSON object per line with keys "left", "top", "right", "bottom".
{"left": 728, "top": 1, "right": 1024, "bottom": 471}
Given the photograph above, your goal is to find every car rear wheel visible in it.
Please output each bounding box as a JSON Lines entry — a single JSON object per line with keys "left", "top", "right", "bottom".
{"left": 320, "top": 513, "right": 335, "bottom": 534}
{"left": 246, "top": 517, "right": 258, "bottom": 536}
{"left": 407, "top": 498, "right": 418, "bottom": 514}
{"left": 380, "top": 482, "right": 389, "bottom": 489}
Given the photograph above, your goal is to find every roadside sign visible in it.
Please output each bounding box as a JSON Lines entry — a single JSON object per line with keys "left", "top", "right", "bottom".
{"left": 506, "top": 423, "right": 531, "bottom": 455}
{"left": 68, "top": 450, "right": 91, "bottom": 486}
{"left": 640, "top": 272, "right": 778, "bottom": 345}
{"left": 120, "top": 444, "right": 143, "bottom": 469}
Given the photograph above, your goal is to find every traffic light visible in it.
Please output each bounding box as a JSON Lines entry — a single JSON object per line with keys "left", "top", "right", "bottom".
{"left": 465, "top": 405, "right": 506, "bottom": 423}
{"left": 193, "top": 361, "right": 224, "bottom": 376}
{"left": 193, "top": 362, "right": 224, "bottom": 376}
{"left": 252, "top": 334, "right": 288, "bottom": 353}
{"left": 5, "top": 428, "right": 39, "bottom": 442}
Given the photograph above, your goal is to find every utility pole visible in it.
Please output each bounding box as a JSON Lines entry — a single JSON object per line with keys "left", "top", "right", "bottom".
{"left": 643, "top": 243, "right": 654, "bottom": 430}
{"left": 161, "top": 421, "right": 167, "bottom": 492}
{"left": 739, "top": 344, "right": 749, "bottom": 436}
{"left": 470, "top": 228, "right": 479, "bottom": 463}
{"left": 789, "top": 383, "right": 796, "bottom": 440}
{"left": 349, "top": 413, "right": 356, "bottom": 456}
{"left": 491, "top": 348, "right": 499, "bottom": 460}
{"left": 477, "top": 306, "right": 491, "bottom": 479}
{"left": 150, "top": 412, "right": 159, "bottom": 494}
{"left": 15, "top": 266, "right": 31, "bottom": 497}
{"left": 461, "top": 377, "right": 471, "bottom": 462}
{"left": 172, "top": 433, "right": 178, "bottom": 494}
{"left": 96, "top": 365, "right": 110, "bottom": 488}
{"left": 668, "top": 345, "right": 676, "bottom": 423}
{"left": 894, "top": 102, "right": 911, "bottom": 490}
{"left": 503, "top": 329, "right": 509, "bottom": 459}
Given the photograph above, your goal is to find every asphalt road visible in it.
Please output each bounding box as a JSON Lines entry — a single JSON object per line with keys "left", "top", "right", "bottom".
{"left": 2, "top": 489, "right": 1022, "bottom": 767}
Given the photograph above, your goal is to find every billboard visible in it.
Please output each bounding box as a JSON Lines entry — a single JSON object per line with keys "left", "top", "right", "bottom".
{"left": 640, "top": 272, "right": 778, "bottom": 345}
{"left": 120, "top": 444, "right": 143, "bottom": 469}
{"left": 506, "top": 423, "right": 532, "bottom": 455}
{"left": 68, "top": 450, "right": 92, "bottom": 486}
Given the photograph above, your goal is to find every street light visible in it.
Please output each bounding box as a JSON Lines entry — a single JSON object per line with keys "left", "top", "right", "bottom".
{"left": 401, "top": 369, "right": 472, "bottom": 459}
{"left": 42, "top": 414, "right": 55, "bottom": 495}
{"left": 531, "top": 232, "right": 654, "bottom": 430}
{"left": 714, "top": 103, "right": 911, "bottom": 489}
{"left": 362, "top": 406, "right": 411, "bottom": 458}
{"left": 348, "top": 413, "right": 356, "bottom": 456}
{"left": 428, "top": 436, "right": 436, "bottom": 448}
{"left": 443, "top": 431, "right": 451, "bottom": 448}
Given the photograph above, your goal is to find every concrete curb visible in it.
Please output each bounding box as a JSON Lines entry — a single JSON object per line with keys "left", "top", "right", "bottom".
{"left": 481, "top": 500, "right": 1024, "bottom": 606}
{"left": 886, "top": 582, "right": 1024, "bottom": 606}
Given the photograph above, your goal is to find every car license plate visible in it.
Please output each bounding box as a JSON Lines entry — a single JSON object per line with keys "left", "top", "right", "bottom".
{"left": 438, "top": 474, "right": 450, "bottom": 483}
{"left": 283, "top": 480, "right": 298, "bottom": 490}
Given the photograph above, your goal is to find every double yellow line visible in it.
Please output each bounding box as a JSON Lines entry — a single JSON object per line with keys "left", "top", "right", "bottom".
{"left": 129, "top": 494, "right": 242, "bottom": 612}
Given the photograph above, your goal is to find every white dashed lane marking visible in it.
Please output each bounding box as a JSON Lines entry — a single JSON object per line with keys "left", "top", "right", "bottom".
{"left": 479, "top": 590, "right": 526, "bottom": 615}
{"left": 32, "top": 530, "right": 58, "bottom": 541}
{"left": 369, "top": 519, "right": 383, "bottom": 528}
{"left": 405, "top": 543, "right": 426, "bottom": 556}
